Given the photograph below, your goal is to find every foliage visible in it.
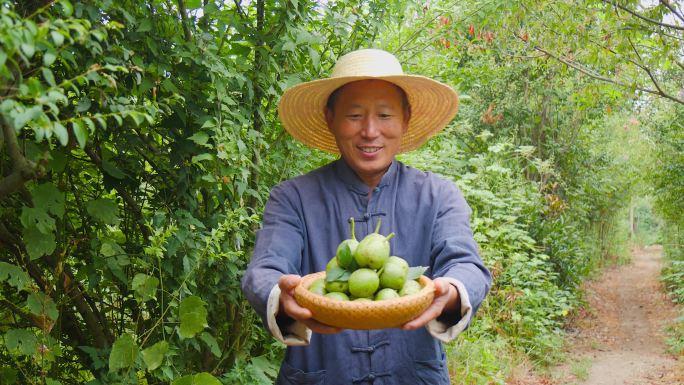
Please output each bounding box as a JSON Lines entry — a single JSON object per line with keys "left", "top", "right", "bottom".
{"left": 0, "top": 0, "right": 385, "bottom": 383}
{"left": 0, "top": 0, "right": 679, "bottom": 384}
{"left": 647, "top": 101, "right": 684, "bottom": 306}
{"left": 402, "top": 134, "right": 572, "bottom": 364}
{"left": 389, "top": 0, "right": 656, "bottom": 377}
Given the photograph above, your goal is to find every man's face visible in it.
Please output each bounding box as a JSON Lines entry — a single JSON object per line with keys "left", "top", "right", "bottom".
{"left": 325, "top": 80, "right": 409, "bottom": 186}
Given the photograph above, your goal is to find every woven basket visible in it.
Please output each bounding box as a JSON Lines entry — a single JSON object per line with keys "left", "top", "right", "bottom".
{"left": 293, "top": 271, "right": 435, "bottom": 330}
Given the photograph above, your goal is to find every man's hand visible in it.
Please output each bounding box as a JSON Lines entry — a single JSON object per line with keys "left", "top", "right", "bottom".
{"left": 401, "top": 278, "right": 459, "bottom": 330}
{"left": 278, "top": 275, "right": 342, "bottom": 334}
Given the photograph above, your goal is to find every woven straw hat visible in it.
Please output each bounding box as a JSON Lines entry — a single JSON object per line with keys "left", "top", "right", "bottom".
{"left": 278, "top": 49, "right": 459, "bottom": 153}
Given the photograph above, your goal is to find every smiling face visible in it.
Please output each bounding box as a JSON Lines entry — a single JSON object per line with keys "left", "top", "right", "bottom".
{"left": 325, "top": 80, "right": 410, "bottom": 189}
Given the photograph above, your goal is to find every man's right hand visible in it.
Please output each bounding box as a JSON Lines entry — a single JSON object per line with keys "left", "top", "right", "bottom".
{"left": 278, "top": 274, "right": 343, "bottom": 334}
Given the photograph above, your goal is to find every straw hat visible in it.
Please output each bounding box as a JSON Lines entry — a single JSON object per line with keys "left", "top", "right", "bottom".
{"left": 278, "top": 49, "right": 459, "bottom": 154}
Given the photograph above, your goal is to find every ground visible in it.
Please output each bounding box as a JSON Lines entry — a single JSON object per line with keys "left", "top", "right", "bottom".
{"left": 514, "top": 245, "right": 684, "bottom": 385}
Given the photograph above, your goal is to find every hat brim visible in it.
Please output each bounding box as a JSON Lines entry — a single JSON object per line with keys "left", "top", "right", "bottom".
{"left": 278, "top": 75, "right": 459, "bottom": 154}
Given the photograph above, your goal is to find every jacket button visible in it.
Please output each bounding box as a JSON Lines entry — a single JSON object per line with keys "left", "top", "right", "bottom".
{"left": 364, "top": 213, "right": 370, "bottom": 219}
{"left": 367, "top": 373, "right": 375, "bottom": 381}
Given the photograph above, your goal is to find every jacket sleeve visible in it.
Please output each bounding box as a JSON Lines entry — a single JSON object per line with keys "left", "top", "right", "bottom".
{"left": 241, "top": 182, "right": 307, "bottom": 332}
{"left": 426, "top": 179, "right": 492, "bottom": 341}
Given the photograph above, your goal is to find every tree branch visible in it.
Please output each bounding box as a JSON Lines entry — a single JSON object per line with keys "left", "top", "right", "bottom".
{"left": 1, "top": 218, "right": 111, "bottom": 349}
{"left": 61, "top": 267, "right": 113, "bottom": 347}
{"left": 177, "top": 0, "right": 193, "bottom": 42}
{"left": 659, "top": 0, "right": 684, "bottom": 24}
{"left": 534, "top": 46, "right": 684, "bottom": 105}
{"left": 604, "top": 0, "right": 684, "bottom": 31}
{"left": 0, "top": 299, "right": 35, "bottom": 327}
{"left": 232, "top": 0, "right": 248, "bottom": 19}
{"left": 0, "top": 118, "right": 35, "bottom": 200}
{"left": 625, "top": 35, "right": 670, "bottom": 97}
{"left": 84, "top": 146, "right": 151, "bottom": 240}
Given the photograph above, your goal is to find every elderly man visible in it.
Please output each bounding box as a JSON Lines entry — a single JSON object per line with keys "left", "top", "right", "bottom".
{"left": 241, "top": 49, "right": 491, "bottom": 385}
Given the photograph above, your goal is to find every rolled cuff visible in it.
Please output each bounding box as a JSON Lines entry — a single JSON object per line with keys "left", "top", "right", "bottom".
{"left": 425, "top": 277, "right": 473, "bottom": 342}
{"left": 266, "top": 284, "right": 312, "bottom": 346}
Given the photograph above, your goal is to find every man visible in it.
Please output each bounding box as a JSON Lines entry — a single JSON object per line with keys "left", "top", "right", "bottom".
{"left": 241, "top": 49, "right": 491, "bottom": 385}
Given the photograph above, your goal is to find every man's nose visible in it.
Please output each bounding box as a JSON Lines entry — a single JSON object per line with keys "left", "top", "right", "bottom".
{"left": 360, "top": 116, "right": 380, "bottom": 138}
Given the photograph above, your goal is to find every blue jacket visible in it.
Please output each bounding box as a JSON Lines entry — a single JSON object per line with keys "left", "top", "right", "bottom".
{"left": 241, "top": 159, "right": 491, "bottom": 385}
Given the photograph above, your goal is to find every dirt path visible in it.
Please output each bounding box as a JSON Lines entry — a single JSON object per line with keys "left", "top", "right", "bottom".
{"left": 517, "top": 245, "right": 684, "bottom": 385}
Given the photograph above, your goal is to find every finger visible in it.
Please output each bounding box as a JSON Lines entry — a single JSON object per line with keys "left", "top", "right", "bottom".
{"left": 281, "top": 292, "right": 313, "bottom": 320}
{"left": 278, "top": 274, "right": 301, "bottom": 294}
{"left": 401, "top": 282, "right": 451, "bottom": 330}
{"left": 278, "top": 275, "right": 313, "bottom": 320}
{"left": 432, "top": 278, "right": 450, "bottom": 296}
{"left": 401, "top": 297, "right": 447, "bottom": 330}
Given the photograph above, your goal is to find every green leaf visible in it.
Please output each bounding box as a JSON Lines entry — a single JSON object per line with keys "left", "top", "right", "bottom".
{"left": 137, "top": 19, "right": 152, "bottom": 33}
{"left": 72, "top": 120, "right": 87, "bottom": 148}
{"left": 249, "top": 356, "right": 279, "bottom": 383}
{"left": 101, "top": 159, "right": 127, "bottom": 179}
{"left": 13, "top": 105, "right": 42, "bottom": 130}
{"left": 20, "top": 206, "right": 55, "bottom": 233}
{"left": 0, "top": 262, "right": 31, "bottom": 291}
{"left": 191, "top": 153, "right": 214, "bottom": 164}
{"left": 23, "top": 226, "right": 56, "bottom": 260}
{"left": 4, "top": 329, "right": 37, "bottom": 356}
{"left": 100, "top": 241, "right": 125, "bottom": 257}
{"left": 59, "top": 0, "right": 73, "bottom": 16}
{"left": 108, "top": 334, "right": 139, "bottom": 372}
{"left": 337, "top": 242, "right": 352, "bottom": 267}
{"left": 0, "top": 367, "right": 17, "bottom": 385}
{"left": 325, "top": 266, "right": 346, "bottom": 282}
{"left": 141, "top": 340, "right": 168, "bottom": 371}
{"left": 282, "top": 41, "right": 296, "bottom": 52}
{"left": 42, "top": 68, "right": 56, "bottom": 87}
{"left": 161, "top": 78, "right": 179, "bottom": 94}
{"left": 86, "top": 198, "right": 120, "bottom": 225}
{"left": 45, "top": 379, "right": 62, "bottom": 385}
{"left": 308, "top": 47, "right": 320, "bottom": 70}
{"left": 193, "top": 373, "right": 221, "bottom": 385}
{"left": 199, "top": 332, "right": 221, "bottom": 358}
{"left": 53, "top": 122, "right": 68, "bottom": 146}
{"left": 43, "top": 50, "right": 57, "bottom": 66}
{"left": 32, "top": 183, "right": 65, "bottom": 217}
{"left": 184, "top": 0, "right": 202, "bottom": 9}
{"left": 126, "top": 111, "right": 145, "bottom": 126}
{"left": 178, "top": 296, "right": 208, "bottom": 338}
{"left": 20, "top": 43, "right": 35, "bottom": 58}
{"left": 76, "top": 97, "right": 91, "bottom": 112}
{"left": 132, "top": 273, "right": 159, "bottom": 302}
{"left": 171, "top": 375, "right": 194, "bottom": 385}
{"left": 50, "top": 30, "right": 65, "bottom": 46}
{"left": 407, "top": 266, "right": 428, "bottom": 280}
{"left": 188, "top": 132, "right": 210, "bottom": 147}
{"left": 27, "top": 292, "right": 59, "bottom": 321}
{"left": 171, "top": 373, "right": 221, "bottom": 385}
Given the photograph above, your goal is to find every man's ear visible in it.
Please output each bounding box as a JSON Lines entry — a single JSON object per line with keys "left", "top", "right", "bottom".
{"left": 402, "top": 107, "right": 411, "bottom": 133}
{"left": 325, "top": 107, "right": 334, "bottom": 132}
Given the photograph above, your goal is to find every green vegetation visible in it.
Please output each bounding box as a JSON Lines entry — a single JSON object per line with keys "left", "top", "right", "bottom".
{"left": 0, "top": 0, "right": 682, "bottom": 384}
{"left": 648, "top": 100, "right": 684, "bottom": 356}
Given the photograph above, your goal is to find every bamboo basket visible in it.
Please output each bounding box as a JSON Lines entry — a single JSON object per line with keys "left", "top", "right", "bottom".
{"left": 293, "top": 271, "right": 435, "bottom": 330}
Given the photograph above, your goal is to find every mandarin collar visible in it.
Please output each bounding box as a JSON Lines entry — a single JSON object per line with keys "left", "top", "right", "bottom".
{"left": 334, "top": 158, "right": 398, "bottom": 193}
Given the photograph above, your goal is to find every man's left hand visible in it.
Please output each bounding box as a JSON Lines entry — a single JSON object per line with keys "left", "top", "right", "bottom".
{"left": 401, "top": 278, "right": 459, "bottom": 330}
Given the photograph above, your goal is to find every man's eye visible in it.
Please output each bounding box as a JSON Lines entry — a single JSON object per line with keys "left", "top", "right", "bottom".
{"left": 379, "top": 114, "right": 393, "bottom": 119}
{"left": 346, "top": 114, "right": 362, "bottom": 119}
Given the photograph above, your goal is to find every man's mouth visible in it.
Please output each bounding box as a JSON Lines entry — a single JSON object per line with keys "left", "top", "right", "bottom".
{"left": 358, "top": 146, "right": 382, "bottom": 154}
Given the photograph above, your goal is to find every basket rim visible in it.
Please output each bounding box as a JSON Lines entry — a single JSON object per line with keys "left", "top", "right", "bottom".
{"left": 294, "top": 270, "right": 435, "bottom": 310}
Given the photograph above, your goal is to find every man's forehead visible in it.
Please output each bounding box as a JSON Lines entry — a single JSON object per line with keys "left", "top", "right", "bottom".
{"left": 334, "top": 80, "right": 405, "bottom": 101}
